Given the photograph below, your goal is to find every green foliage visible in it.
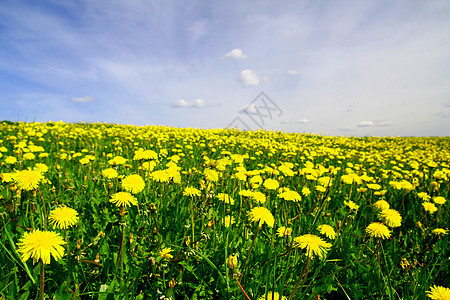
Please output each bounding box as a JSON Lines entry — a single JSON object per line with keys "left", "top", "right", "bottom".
{"left": 0, "top": 122, "right": 449, "bottom": 299}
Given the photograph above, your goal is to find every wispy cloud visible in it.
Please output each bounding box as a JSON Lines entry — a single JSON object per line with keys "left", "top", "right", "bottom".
{"left": 287, "top": 69, "right": 300, "bottom": 75}
{"left": 71, "top": 95, "right": 94, "bottom": 103}
{"left": 357, "top": 120, "right": 392, "bottom": 127}
{"left": 296, "top": 118, "right": 311, "bottom": 124}
{"left": 224, "top": 49, "right": 247, "bottom": 60}
{"left": 172, "top": 99, "right": 206, "bottom": 108}
{"left": 240, "top": 69, "right": 260, "bottom": 86}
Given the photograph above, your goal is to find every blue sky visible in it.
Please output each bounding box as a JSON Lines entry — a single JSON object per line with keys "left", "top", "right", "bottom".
{"left": 0, "top": 0, "right": 449, "bottom": 136}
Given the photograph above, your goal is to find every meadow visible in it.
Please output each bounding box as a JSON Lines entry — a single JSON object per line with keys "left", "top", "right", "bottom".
{"left": 0, "top": 121, "right": 448, "bottom": 300}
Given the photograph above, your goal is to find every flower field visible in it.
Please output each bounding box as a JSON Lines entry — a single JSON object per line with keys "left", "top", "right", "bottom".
{"left": 0, "top": 121, "right": 449, "bottom": 299}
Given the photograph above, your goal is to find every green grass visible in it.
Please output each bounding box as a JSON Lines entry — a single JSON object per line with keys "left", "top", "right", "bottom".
{"left": 0, "top": 121, "right": 448, "bottom": 299}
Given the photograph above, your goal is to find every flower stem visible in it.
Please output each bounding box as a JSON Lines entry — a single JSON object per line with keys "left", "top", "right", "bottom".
{"left": 234, "top": 275, "right": 252, "bottom": 300}
{"left": 242, "top": 225, "right": 260, "bottom": 280}
{"left": 40, "top": 260, "right": 45, "bottom": 300}
{"left": 37, "top": 188, "right": 47, "bottom": 230}
{"left": 289, "top": 257, "right": 310, "bottom": 300}
{"left": 190, "top": 197, "right": 195, "bottom": 245}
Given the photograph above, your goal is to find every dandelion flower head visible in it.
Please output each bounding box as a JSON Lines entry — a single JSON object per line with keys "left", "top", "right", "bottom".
{"left": 293, "top": 234, "right": 332, "bottom": 260}
{"left": 102, "top": 168, "right": 118, "bottom": 179}
{"left": 263, "top": 178, "right": 279, "bottom": 190}
{"left": 49, "top": 206, "right": 79, "bottom": 229}
{"left": 159, "top": 247, "right": 173, "bottom": 260}
{"left": 277, "top": 226, "right": 292, "bottom": 238}
{"left": 183, "top": 187, "right": 201, "bottom": 197}
{"left": 248, "top": 207, "right": 275, "bottom": 228}
{"left": 431, "top": 228, "right": 448, "bottom": 236}
{"left": 317, "top": 224, "right": 336, "bottom": 239}
{"left": 217, "top": 193, "right": 234, "bottom": 205}
{"left": 17, "top": 229, "right": 65, "bottom": 264}
{"left": 122, "top": 174, "right": 145, "bottom": 194}
{"left": 423, "top": 202, "right": 438, "bottom": 214}
{"left": 433, "top": 196, "right": 446, "bottom": 205}
{"left": 366, "top": 222, "right": 391, "bottom": 239}
{"left": 151, "top": 170, "right": 170, "bottom": 182}
{"left": 344, "top": 200, "right": 359, "bottom": 211}
{"left": 257, "top": 292, "right": 287, "bottom": 300}
{"left": 426, "top": 285, "right": 450, "bottom": 300}
{"left": 278, "top": 190, "right": 302, "bottom": 202}
{"left": 226, "top": 254, "right": 238, "bottom": 269}
{"left": 380, "top": 208, "right": 402, "bottom": 228}
{"left": 373, "top": 200, "right": 390, "bottom": 211}
{"left": 13, "top": 169, "right": 44, "bottom": 190}
{"left": 223, "top": 215, "right": 235, "bottom": 228}
{"left": 110, "top": 192, "right": 138, "bottom": 208}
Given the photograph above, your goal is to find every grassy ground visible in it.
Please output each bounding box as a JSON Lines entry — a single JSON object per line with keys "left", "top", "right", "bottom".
{"left": 0, "top": 121, "right": 448, "bottom": 299}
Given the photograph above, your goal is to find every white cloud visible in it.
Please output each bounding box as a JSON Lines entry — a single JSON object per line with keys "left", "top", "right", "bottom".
{"left": 287, "top": 69, "right": 300, "bottom": 75}
{"left": 71, "top": 95, "right": 93, "bottom": 102}
{"left": 240, "top": 69, "right": 260, "bottom": 86}
{"left": 224, "top": 49, "right": 247, "bottom": 60}
{"left": 296, "top": 118, "right": 310, "bottom": 124}
{"left": 357, "top": 120, "right": 392, "bottom": 127}
{"left": 337, "top": 127, "right": 353, "bottom": 132}
{"left": 172, "top": 98, "right": 206, "bottom": 108}
{"left": 239, "top": 103, "right": 258, "bottom": 114}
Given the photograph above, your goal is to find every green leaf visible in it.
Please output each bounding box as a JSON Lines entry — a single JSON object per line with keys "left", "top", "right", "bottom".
{"left": 54, "top": 282, "right": 71, "bottom": 300}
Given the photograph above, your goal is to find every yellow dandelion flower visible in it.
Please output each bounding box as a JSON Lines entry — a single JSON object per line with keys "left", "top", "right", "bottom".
{"left": 226, "top": 254, "right": 238, "bottom": 269}
{"left": 257, "top": 292, "right": 287, "bottom": 300}
{"left": 12, "top": 169, "right": 44, "bottom": 190}
{"left": 278, "top": 190, "right": 301, "bottom": 202}
{"left": 233, "top": 172, "right": 247, "bottom": 181}
{"left": 374, "top": 190, "right": 387, "bottom": 196}
{"left": 367, "top": 183, "right": 382, "bottom": 190}
{"left": 426, "top": 285, "right": 450, "bottom": 300}
{"left": 318, "top": 224, "right": 336, "bottom": 239}
{"left": 251, "top": 191, "right": 266, "bottom": 204}
{"left": 108, "top": 156, "right": 127, "bottom": 165}
{"left": 17, "top": 229, "right": 65, "bottom": 264}
{"left": 142, "top": 161, "right": 157, "bottom": 172}
{"left": 277, "top": 226, "right": 292, "bottom": 238}
{"left": 223, "top": 215, "right": 235, "bottom": 228}
{"left": 79, "top": 157, "right": 90, "bottom": 165}
{"left": 293, "top": 234, "right": 332, "bottom": 260}
{"left": 248, "top": 207, "right": 275, "bottom": 228}
{"left": 423, "top": 202, "right": 438, "bottom": 214}
{"left": 344, "top": 200, "right": 359, "bottom": 211}
{"left": 110, "top": 192, "right": 138, "bottom": 208}
{"left": 204, "top": 168, "right": 219, "bottom": 182}
{"left": 380, "top": 209, "right": 402, "bottom": 228}
{"left": 23, "top": 152, "right": 36, "bottom": 160}
{"left": 33, "top": 163, "right": 49, "bottom": 173}
{"left": 301, "top": 186, "right": 311, "bottom": 196}
{"left": 48, "top": 206, "right": 79, "bottom": 229}
{"left": 366, "top": 222, "right": 391, "bottom": 239}
{"left": 373, "top": 200, "right": 390, "bottom": 211}
{"left": 431, "top": 228, "right": 448, "bottom": 236}
{"left": 433, "top": 196, "right": 446, "bottom": 205}
{"left": 217, "top": 193, "right": 234, "bottom": 205}
{"left": 263, "top": 178, "right": 279, "bottom": 190}
{"left": 5, "top": 156, "right": 17, "bottom": 164}
{"left": 239, "top": 189, "right": 254, "bottom": 197}
{"left": 151, "top": 170, "right": 170, "bottom": 182}
{"left": 183, "top": 187, "right": 201, "bottom": 197}
{"left": 122, "top": 174, "right": 145, "bottom": 194}
{"left": 133, "top": 149, "right": 158, "bottom": 160}
{"left": 159, "top": 247, "right": 173, "bottom": 260}
{"left": 102, "top": 168, "right": 118, "bottom": 179}
{"left": 1, "top": 172, "right": 14, "bottom": 183}
{"left": 315, "top": 185, "right": 326, "bottom": 193}
{"left": 417, "top": 192, "right": 431, "bottom": 201}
